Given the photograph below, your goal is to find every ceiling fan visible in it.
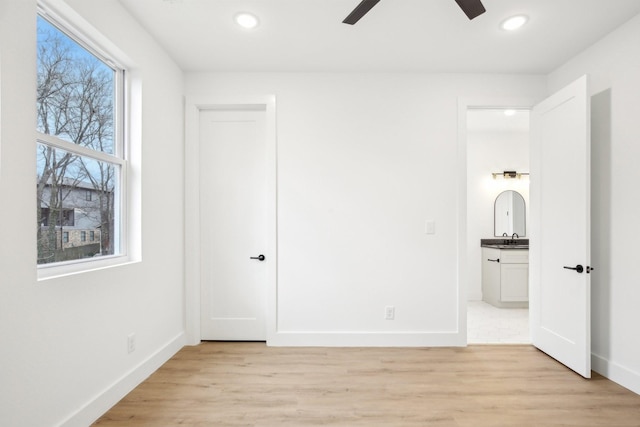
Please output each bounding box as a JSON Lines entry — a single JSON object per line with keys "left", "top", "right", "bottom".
{"left": 343, "top": 0, "right": 486, "bottom": 25}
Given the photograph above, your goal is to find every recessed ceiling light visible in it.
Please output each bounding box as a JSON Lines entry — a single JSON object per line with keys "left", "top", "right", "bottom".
{"left": 501, "top": 15, "right": 528, "bottom": 31}
{"left": 504, "top": 109, "right": 517, "bottom": 116}
{"left": 235, "top": 12, "right": 259, "bottom": 30}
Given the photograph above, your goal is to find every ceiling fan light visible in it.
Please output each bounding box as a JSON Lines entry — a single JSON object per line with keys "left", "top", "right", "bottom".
{"left": 501, "top": 15, "right": 528, "bottom": 31}
{"left": 234, "top": 12, "right": 259, "bottom": 29}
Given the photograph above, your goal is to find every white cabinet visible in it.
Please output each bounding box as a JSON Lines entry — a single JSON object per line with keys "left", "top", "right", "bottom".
{"left": 482, "top": 248, "right": 528, "bottom": 308}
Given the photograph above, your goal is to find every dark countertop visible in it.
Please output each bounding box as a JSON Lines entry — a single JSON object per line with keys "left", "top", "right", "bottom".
{"left": 481, "top": 238, "right": 529, "bottom": 250}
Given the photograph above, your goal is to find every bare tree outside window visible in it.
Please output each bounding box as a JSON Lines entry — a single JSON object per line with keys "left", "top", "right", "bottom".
{"left": 36, "top": 16, "right": 123, "bottom": 264}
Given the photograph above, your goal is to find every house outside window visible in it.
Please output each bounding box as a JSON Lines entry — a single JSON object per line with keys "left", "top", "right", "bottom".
{"left": 40, "top": 207, "right": 74, "bottom": 227}
{"left": 36, "top": 13, "right": 126, "bottom": 265}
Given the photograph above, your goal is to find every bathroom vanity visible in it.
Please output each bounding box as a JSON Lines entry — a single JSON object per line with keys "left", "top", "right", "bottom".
{"left": 481, "top": 240, "right": 529, "bottom": 308}
{"left": 480, "top": 189, "right": 529, "bottom": 308}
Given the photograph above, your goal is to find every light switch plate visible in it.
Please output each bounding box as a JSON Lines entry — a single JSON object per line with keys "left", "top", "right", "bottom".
{"left": 425, "top": 220, "right": 436, "bottom": 234}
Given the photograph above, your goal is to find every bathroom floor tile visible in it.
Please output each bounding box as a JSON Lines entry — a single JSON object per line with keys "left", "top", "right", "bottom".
{"left": 467, "top": 300, "right": 530, "bottom": 344}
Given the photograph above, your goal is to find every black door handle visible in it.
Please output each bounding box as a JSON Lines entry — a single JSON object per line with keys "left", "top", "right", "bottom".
{"left": 487, "top": 258, "right": 500, "bottom": 263}
{"left": 563, "top": 264, "right": 584, "bottom": 273}
{"left": 250, "top": 254, "right": 266, "bottom": 261}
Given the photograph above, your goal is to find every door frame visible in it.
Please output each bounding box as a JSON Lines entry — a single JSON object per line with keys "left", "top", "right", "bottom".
{"left": 184, "top": 96, "right": 277, "bottom": 345}
{"left": 456, "top": 96, "right": 536, "bottom": 345}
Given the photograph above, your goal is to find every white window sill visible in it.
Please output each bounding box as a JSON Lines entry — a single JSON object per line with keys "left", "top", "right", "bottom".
{"left": 37, "top": 254, "right": 139, "bottom": 281}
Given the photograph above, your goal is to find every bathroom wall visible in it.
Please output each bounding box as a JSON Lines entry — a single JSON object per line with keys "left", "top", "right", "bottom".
{"left": 466, "top": 120, "right": 530, "bottom": 300}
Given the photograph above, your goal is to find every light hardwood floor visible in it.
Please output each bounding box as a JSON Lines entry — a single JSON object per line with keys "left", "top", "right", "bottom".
{"left": 94, "top": 342, "right": 640, "bottom": 426}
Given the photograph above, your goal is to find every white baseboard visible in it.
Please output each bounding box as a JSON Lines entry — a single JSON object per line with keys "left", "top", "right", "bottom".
{"left": 58, "top": 332, "right": 186, "bottom": 427}
{"left": 592, "top": 353, "right": 640, "bottom": 396}
{"left": 268, "top": 331, "right": 465, "bottom": 347}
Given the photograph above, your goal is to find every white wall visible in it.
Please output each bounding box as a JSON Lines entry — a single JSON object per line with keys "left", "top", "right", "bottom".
{"left": 466, "top": 129, "right": 529, "bottom": 300}
{"left": 548, "top": 13, "right": 640, "bottom": 395}
{"left": 186, "top": 72, "right": 545, "bottom": 345}
{"left": 0, "top": 1, "right": 186, "bottom": 425}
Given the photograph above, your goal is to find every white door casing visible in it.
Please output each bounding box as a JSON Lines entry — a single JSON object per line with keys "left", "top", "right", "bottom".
{"left": 457, "top": 96, "right": 536, "bottom": 345}
{"left": 184, "top": 97, "right": 277, "bottom": 345}
{"left": 459, "top": 88, "right": 591, "bottom": 377}
{"left": 530, "top": 75, "right": 591, "bottom": 378}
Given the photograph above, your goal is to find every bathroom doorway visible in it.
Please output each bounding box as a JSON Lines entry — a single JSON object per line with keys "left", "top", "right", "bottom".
{"left": 466, "top": 108, "right": 531, "bottom": 344}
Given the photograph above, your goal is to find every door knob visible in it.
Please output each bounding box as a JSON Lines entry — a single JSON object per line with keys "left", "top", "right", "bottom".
{"left": 250, "top": 254, "right": 266, "bottom": 261}
{"left": 563, "top": 264, "right": 584, "bottom": 273}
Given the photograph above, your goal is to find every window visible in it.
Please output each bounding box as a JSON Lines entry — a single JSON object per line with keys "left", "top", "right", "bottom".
{"left": 36, "top": 14, "right": 125, "bottom": 266}
{"left": 40, "top": 207, "right": 75, "bottom": 227}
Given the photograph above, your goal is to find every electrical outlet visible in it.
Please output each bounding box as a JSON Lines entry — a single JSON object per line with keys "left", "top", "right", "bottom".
{"left": 127, "top": 333, "right": 136, "bottom": 354}
{"left": 385, "top": 306, "right": 395, "bottom": 320}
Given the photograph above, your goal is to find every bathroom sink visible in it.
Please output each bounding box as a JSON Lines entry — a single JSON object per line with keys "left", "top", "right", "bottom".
{"left": 480, "top": 238, "right": 529, "bottom": 250}
{"left": 482, "top": 244, "right": 529, "bottom": 249}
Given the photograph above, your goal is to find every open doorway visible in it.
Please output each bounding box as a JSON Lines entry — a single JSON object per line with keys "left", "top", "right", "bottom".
{"left": 465, "top": 108, "right": 531, "bottom": 344}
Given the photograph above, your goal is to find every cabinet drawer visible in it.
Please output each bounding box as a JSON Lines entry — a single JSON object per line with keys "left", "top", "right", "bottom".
{"left": 500, "top": 249, "right": 529, "bottom": 264}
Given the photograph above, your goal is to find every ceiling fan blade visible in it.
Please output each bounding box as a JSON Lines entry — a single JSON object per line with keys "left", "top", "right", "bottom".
{"left": 343, "top": 0, "right": 381, "bottom": 25}
{"left": 454, "top": 0, "right": 486, "bottom": 20}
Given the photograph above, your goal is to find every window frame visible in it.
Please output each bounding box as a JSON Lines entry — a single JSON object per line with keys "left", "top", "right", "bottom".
{"left": 36, "top": 5, "right": 131, "bottom": 278}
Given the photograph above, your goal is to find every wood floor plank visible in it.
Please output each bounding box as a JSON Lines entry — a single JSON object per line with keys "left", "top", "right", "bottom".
{"left": 93, "top": 343, "right": 640, "bottom": 427}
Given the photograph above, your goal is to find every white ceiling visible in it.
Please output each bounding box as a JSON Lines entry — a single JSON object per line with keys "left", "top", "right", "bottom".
{"left": 467, "top": 109, "right": 530, "bottom": 133}
{"left": 118, "top": 0, "right": 640, "bottom": 73}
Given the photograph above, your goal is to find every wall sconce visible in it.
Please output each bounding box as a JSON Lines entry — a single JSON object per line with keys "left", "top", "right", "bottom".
{"left": 492, "top": 170, "right": 530, "bottom": 179}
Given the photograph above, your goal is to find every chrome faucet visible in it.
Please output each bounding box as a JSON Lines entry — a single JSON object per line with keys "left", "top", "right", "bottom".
{"left": 502, "top": 232, "right": 508, "bottom": 237}
{"left": 512, "top": 233, "right": 519, "bottom": 239}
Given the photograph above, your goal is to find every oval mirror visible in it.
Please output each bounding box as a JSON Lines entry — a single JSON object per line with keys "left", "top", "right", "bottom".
{"left": 494, "top": 190, "right": 525, "bottom": 237}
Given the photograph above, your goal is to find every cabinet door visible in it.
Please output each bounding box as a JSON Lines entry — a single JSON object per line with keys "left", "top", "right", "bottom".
{"left": 501, "top": 263, "right": 529, "bottom": 302}
{"left": 482, "top": 248, "right": 501, "bottom": 305}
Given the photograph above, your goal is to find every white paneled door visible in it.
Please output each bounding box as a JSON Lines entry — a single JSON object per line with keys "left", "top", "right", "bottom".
{"left": 530, "top": 75, "right": 591, "bottom": 378}
{"left": 199, "top": 108, "right": 268, "bottom": 341}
